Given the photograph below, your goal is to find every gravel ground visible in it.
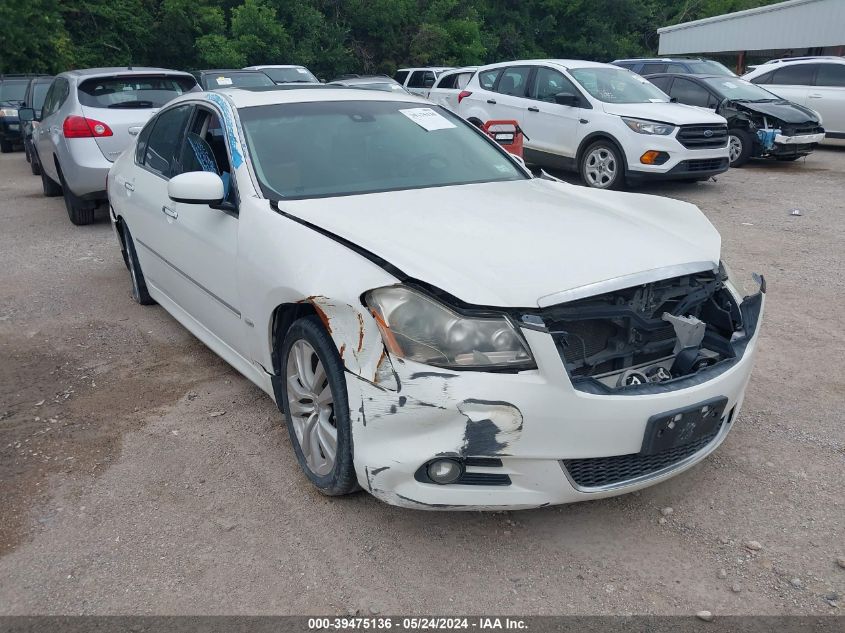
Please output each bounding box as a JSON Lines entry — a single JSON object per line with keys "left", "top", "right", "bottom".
{"left": 0, "top": 146, "right": 843, "bottom": 616}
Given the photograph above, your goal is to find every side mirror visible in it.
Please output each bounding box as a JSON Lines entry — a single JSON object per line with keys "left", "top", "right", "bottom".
{"left": 18, "top": 108, "right": 36, "bottom": 122}
{"left": 553, "top": 93, "right": 579, "bottom": 107}
{"left": 168, "top": 171, "right": 224, "bottom": 204}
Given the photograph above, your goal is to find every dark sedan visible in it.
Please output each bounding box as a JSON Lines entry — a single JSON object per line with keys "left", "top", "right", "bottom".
{"left": 646, "top": 73, "right": 824, "bottom": 166}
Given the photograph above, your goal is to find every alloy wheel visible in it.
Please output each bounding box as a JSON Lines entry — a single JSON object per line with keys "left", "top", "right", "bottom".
{"left": 585, "top": 147, "right": 618, "bottom": 188}
{"left": 285, "top": 339, "right": 337, "bottom": 476}
{"left": 729, "top": 135, "right": 743, "bottom": 164}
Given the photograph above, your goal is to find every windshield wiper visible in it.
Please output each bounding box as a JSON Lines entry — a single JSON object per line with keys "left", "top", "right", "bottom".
{"left": 107, "top": 100, "right": 155, "bottom": 109}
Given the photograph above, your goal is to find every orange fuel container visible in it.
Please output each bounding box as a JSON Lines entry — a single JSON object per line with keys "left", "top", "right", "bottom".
{"left": 481, "top": 120, "right": 525, "bottom": 159}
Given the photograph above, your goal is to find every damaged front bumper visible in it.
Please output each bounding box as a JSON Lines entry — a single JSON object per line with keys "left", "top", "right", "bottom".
{"left": 348, "top": 278, "right": 765, "bottom": 510}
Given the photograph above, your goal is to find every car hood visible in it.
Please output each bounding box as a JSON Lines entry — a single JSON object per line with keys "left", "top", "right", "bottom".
{"left": 728, "top": 99, "right": 819, "bottom": 124}
{"left": 600, "top": 101, "right": 727, "bottom": 125}
{"left": 278, "top": 179, "right": 721, "bottom": 308}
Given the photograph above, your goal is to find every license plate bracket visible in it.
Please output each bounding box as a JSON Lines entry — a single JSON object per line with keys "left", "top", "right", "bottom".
{"left": 640, "top": 396, "right": 728, "bottom": 455}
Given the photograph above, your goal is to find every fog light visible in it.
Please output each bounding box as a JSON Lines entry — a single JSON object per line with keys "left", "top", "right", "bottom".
{"left": 427, "top": 459, "right": 463, "bottom": 484}
{"left": 640, "top": 150, "right": 669, "bottom": 165}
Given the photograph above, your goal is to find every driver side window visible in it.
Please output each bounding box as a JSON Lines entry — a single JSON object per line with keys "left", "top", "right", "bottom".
{"left": 175, "top": 106, "right": 236, "bottom": 206}
{"left": 529, "top": 67, "right": 578, "bottom": 102}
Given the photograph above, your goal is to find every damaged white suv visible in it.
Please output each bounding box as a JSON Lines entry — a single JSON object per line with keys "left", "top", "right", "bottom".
{"left": 107, "top": 86, "right": 764, "bottom": 510}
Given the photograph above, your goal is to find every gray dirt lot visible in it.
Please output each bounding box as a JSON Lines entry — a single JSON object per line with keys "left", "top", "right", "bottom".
{"left": 0, "top": 145, "right": 843, "bottom": 616}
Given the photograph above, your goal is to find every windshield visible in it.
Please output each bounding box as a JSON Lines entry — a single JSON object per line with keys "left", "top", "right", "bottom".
{"left": 0, "top": 80, "right": 29, "bottom": 104}
{"left": 33, "top": 82, "right": 51, "bottom": 109}
{"left": 205, "top": 72, "right": 274, "bottom": 89}
{"left": 78, "top": 75, "right": 196, "bottom": 109}
{"left": 240, "top": 100, "right": 526, "bottom": 199}
{"left": 702, "top": 77, "right": 778, "bottom": 101}
{"left": 570, "top": 67, "right": 669, "bottom": 104}
{"left": 261, "top": 67, "right": 318, "bottom": 84}
{"left": 687, "top": 60, "right": 736, "bottom": 76}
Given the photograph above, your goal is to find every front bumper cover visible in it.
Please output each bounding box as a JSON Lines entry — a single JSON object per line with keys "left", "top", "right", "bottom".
{"left": 348, "top": 284, "right": 764, "bottom": 510}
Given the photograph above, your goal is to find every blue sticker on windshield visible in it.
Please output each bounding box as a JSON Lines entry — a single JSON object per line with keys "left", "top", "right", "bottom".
{"left": 205, "top": 92, "right": 244, "bottom": 169}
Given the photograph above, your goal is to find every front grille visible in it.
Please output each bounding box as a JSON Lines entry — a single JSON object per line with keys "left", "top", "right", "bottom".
{"left": 676, "top": 124, "right": 728, "bottom": 149}
{"left": 679, "top": 158, "right": 729, "bottom": 172}
{"left": 782, "top": 124, "right": 823, "bottom": 136}
{"left": 562, "top": 422, "right": 723, "bottom": 489}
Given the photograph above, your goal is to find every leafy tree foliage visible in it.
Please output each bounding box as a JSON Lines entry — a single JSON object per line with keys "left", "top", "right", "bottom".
{"left": 1, "top": 0, "right": 784, "bottom": 77}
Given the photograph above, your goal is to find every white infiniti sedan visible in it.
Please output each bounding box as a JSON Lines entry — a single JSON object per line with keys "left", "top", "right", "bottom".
{"left": 107, "top": 86, "right": 764, "bottom": 510}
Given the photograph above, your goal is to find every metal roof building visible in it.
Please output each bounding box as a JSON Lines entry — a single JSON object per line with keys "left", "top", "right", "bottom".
{"left": 658, "top": 0, "right": 845, "bottom": 58}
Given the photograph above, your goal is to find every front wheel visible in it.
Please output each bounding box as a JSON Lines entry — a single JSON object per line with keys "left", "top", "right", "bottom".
{"left": 280, "top": 315, "right": 358, "bottom": 496}
{"left": 580, "top": 140, "right": 624, "bottom": 189}
{"left": 728, "top": 129, "right": 753, "bottom": 167}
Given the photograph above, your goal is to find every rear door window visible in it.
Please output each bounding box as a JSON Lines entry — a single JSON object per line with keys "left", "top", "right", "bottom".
{"left": 407, "top": 71, "right": 433, "bottom": 88}
{"left": 78, "top": 75, "right": 197, "bottom": 109}
{"left": 143, "top": 104, "right": 193, "bottom": 178}
{"left": 648, "top": 76, "right": 673, "bottom": 93}
{"left": 816, "top": 63, "right": 845, "bottom": 87}
{"left": 478, "top": 68, "right": 503, "bottom": 90}
{"left": 394, "top": 70, "right": 409, "bottom": 85}
{"left": 495, "top": 66, "right": 531, "bottom": 97}
{"left": 435, "top": 74, "right": 457, "bottom": 90}
{"left": 771, "top": 64, "right": 816, "bottom": 86}
{"left": 640, "top": 63, "right": 667, "bottom": 75}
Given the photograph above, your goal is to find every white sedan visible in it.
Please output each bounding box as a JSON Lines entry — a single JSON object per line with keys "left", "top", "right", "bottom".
{"left": 107, "top": 86, "right": 764, "bottom": 510}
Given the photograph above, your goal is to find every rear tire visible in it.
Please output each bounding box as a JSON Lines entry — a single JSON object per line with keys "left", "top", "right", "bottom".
{"left": 580, "top": 140, "right": 625, "bottom": 189}
{"left": 57, "top": 165, "right": 95, "bottom": 225}
{"left": 40, "top": 167, "right": 62, "bottom": 197}
{"left": 728, "top": 129, "right": 753, "bottom": 167}
{"left": 121, "top": 222, "right": 155, "bottom": 305}
{"left": 279, "top": 315, "right": 358, "bottom": 497}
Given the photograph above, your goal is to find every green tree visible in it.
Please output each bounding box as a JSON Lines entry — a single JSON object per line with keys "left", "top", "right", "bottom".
{"left": 0, "top": 0, "right": 70, "bottom": 73}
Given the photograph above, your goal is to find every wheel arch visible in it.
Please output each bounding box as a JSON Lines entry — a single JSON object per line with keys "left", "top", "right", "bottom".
{"left": 575, "top": 131, "right": 628, "bottom": 168}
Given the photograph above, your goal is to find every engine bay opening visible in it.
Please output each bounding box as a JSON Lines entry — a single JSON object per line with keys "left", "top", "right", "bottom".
{"left": 537, "top": 270, "right": 746, "bottom": 393}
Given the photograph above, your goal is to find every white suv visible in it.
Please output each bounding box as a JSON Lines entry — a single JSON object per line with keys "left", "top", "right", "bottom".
{"left": 426, "top": 67, "right": 477, "bottom": 110}
{"left": 743, "top": 57, "right": 845, "bottom": 138}
{"left": 458, "top": 60, "right": 730, "bottom": 189}
{"left": 393, "top": 67, "right": 454, "bottom": 96}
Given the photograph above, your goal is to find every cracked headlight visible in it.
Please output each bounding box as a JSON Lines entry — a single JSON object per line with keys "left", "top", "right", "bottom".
{"left": 622, "top": 117, "right": 675, "bottom": 135}
{"left": 365, "top": 286, "right": 535, "bottom": 370}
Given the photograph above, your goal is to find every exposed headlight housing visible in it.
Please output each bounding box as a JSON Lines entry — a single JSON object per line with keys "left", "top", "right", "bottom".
{"left": 622, "top": 117, "right": 675, "bottom": 135}
{"left": 365, "top": 285, "right": 535, "bottom": 370}
{"left": 0, "top": 108, "right": 19, "bottom": 118}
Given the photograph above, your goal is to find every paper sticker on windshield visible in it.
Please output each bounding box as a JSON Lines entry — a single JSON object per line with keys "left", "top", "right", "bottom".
{"left": 399, "top": 107, "right": 456, "bottom": 131}
{"left": 216, "top": 77, "right": 233, "bottom": 86}
{"left": 296, "top": 68, "right": 308, "bottom": 74}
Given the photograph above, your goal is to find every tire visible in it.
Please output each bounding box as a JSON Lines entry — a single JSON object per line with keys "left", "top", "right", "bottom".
{"left": 279, "top": 315, "right": 358, "bottom": 496}
{"left": 40, "top": 166, "right": 62, "bottom": 197}
{"left": 0, "top": 140, "right": 12, "bottom": 153}
{"left": 121, "top": 222, "right": 155, "bottom": 305}
{"left": 580, "top": 140, "right": 625, "bottom": 189}
{"left": 57, "top": 165, "right": 94, "bottom": 225}
{"left": 30, "top": 152, "right": 41, "bottom": 175}
{"left": 24, "top": 144, "right": 31, "bottom": 163}
{"left": 728, "top": 128, "right": 753, "bottom": 167}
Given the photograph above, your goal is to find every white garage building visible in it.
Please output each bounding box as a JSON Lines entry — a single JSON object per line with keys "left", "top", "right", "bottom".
{"left": 657, "top": 0, "right": 845, "bottom": 72}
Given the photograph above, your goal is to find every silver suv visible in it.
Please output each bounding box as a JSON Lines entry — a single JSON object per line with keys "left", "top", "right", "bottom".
{"left": 20, "top": 67, "right": 197, "bottom": 225}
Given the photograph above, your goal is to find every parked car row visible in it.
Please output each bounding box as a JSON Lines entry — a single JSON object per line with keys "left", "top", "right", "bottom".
{"left": 3, "top": 53, "right": 781, "bottom": 511}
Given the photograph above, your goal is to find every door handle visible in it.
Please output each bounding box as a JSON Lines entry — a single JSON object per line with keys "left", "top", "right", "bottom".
{"left": 527, "top": 106, "right": 540, "bottom": 112}
{"left": 487, "top": 99, "right": 497, "bottom": 104}
{"left": 162, "top": 205, "right": 178, "bottom": 219}
{"left": 124, "top": 182, "right": 134, "bottom": 192}
{"left": 128, "top": 126, "right": 142, "bottom": 136}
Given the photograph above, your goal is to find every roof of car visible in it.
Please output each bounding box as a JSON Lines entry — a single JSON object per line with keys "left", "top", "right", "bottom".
{"left": 478, "top": 59, "right": 612, "bottom": 71}
{"left": 750, "top": 56, "right": 845, "bottom": 70}
{"left": 245, "top": 65, "right": 309, "bottom": 69}
{"left": 613, "top": 57, "right": 709, "bottom": 63}
{"left": 179, "top": 86, "right": 428, "bottom": 109}
{"left": 331, "top": 76, "right": 400, "bottom": 85}
{"left": 645, "top": 73, "right": 731, "bottom": 80}
{"left": 62, "top": 67, "right": 194, "bottom": 78}
{"left": 195, "top": 69, "right": 268, "bottom": 75}
{"left": 396, "top": 67, "right": 454, "bottom": 72}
